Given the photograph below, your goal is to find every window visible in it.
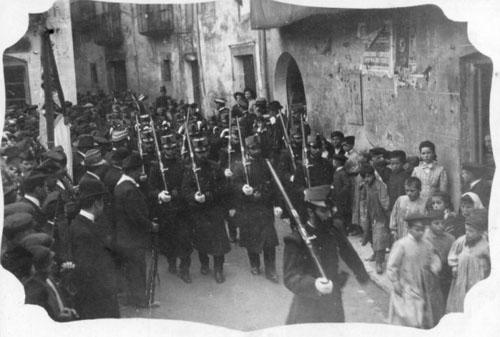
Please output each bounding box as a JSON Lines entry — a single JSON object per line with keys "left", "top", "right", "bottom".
{"left": 161, "top": 59, "right": 171, "bottom": 82}
{"left": 3, "top": 56, "right": 30, "bottom": 107}
{"left": 90, "top": 63, "right": 98, "bottom": 85}
{"left": 230, "top": 42, "right": 257, "bottom": 94}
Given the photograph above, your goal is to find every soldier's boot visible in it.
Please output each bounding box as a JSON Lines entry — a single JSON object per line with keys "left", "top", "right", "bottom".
{"left": 178, "top": 256, "right": 192, "bottom": 283}
{"left": 248, "top": 251, "right": 261, "bottom": 275}
{"left": 375, "top": 250, "right": 385, "bottom": 274}
{"left": 264, "top": 247, "right": 278, "bottom": 283}
{"left": 214, "top": 255, "right": 225, "bottom": 284}
{"left": 167, "top": 257, "right": 177, "bottom": 274}
{"left": 198, "top": 252, "right": 210, "bottom": 275}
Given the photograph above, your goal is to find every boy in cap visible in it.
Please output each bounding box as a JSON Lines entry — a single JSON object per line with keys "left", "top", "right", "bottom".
{"left": 331, "top": 153, "right": 352, "bottom": 231}
{"left": 387, "top": 150, "right": 410, "bottom": 212}
{"left": 230, "top": 135, "right": 281, "bottom": 282}
{"left": 446, "top": 209, "right": 490, "bottom": 313}
{"left": 330, "top": 131, "right": 345, "bottom": 156}
{"left": 69, "top": 179, "right": 120, "bottom": 318}
{"left": 283, "top": 185, "right": 369, "bottom": 324}
{"left": 114, "top": 153, "right": 160, "bottom": 307}
{"left": 386, "top": 212, "right": 442, "bottom": 328}
{"left": 181, "top": 136, "right": 231, "bottom": 284}
{"left": 342, "top": 136, "right": 363, "bottom": 235}
{"left": 23, "top": 245, "right": 79, "bottom": 322}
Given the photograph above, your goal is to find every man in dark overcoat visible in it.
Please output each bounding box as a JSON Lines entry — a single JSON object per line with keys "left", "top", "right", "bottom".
{"left": 283, "top": 185, "right": 369, "bottom": 324}
{"left": 181, "top": 135, "right": 231, "bottom": 284}
{"left": 113, "top": 153, "right": 159, "bottom": 307}
{"left": 69, "top": 179, "right": 120, "bottom": 319}
{"left": 230, "top": 135, "right": 280, "bottom": 282}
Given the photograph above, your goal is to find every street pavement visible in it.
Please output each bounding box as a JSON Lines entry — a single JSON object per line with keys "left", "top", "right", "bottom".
{"left": 120, "top": 218, "right": 390, "bottom": 331}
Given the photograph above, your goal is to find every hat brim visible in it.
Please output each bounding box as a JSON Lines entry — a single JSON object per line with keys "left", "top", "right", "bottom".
{"left": 85, "top": 159, "right": 108, "bottom": 167}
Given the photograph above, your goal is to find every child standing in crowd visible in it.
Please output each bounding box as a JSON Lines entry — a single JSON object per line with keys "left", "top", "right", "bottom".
{"left": 360, "top": 165, "right": 390, "bottom": 274}
{"left": 423, "top": 210, "right": 455, "bottom": 322}
{"left": 387, "top": 150, "right": 410, "bottom": 212}
{"left": 331, "top": 154, "right": 351, "bottom": 232}
{"left": 412, "top": 140, "right": 448, "bottom": 201}
{"left": 460, "top": 162, "right": 491, "bottom": 208}
{"left": 386, "top": 213, "right": 442, "bottom": 329}
{"left": 390, "top": 177, "right": 427, "bottom": 240}
{"left": 446, "top": 209, "right": 490, "bottom": 313}
{"left": 445, "top": 192, "right": 485, "bottom": 239}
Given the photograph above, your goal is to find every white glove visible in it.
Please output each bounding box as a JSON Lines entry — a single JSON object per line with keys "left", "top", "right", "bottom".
{"left": 139, "top": 174, "right": 148, "bottom": 182}
{"left": 274, "top": 207, "right": 283, "bottom": 217}
{"left": 270, "top": 116, "right": 276, "bottom": 125}
{"left": 242, "top": 184, "right": 254, "bottom": 196}
{"left": 224, "top": 168, "right": 233, "bottom": 177}
{"left": 289, "top": 175, "right": 295, "bottom": 183}
{"left": 229, "top": 209, "right": 236, "bottom": 217}
{"left": 315, "top": 277, "right": 333, "bottom": 295}
{"left": 195, "top": 191, "right": 206, "bottom": 203}
{"left": 158, "top": 191, "right": 172, "bottom": 203}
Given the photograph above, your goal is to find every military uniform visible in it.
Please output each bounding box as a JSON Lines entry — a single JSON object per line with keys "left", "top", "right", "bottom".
{"left": 181, "top": 136, "right": 231, "bottom": 283}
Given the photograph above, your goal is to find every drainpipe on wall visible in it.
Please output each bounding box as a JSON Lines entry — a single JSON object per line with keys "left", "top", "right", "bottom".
{"left": 258, "top": 29, "right": 270, "bottom": 99}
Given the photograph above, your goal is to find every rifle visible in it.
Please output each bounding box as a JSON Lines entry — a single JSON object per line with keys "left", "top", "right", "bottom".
{"left": 184, "top": 121, "right": 202, "bottom": 194}
{"left": 265, "top": 159, "right": 328, "bottom": 280}
{"left": 278, "top": 110, "right": 297, "bottom": 172}
{"left": 300, "top": 117, "right": 311, "bottom": 188}
{"left": 147, "top": 218, "right": 160, "bottom": 309}
{"left": 149, "top": 116, "right": 169, "bottom": 192}
{"left": 227, "top": 107, "right": 233, "bottom": 173}
{"left": 235, "top": 117, "right": 250, "bottom": 186}
{"left": 133, "top": 96, "right": 147, "bottom": 177}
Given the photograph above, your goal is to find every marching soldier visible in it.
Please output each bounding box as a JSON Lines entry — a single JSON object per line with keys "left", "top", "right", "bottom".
{"left": 230, "top": 135, "right": 281, "bottom": 282}
{"left": 181, "top": 135, "right": 231, "bottom": 284}
{"left": 283, "top": 185, "right": 369, "bottom": 324}
{"left": 149, "top": 133, "right": 192, "bottom": 283}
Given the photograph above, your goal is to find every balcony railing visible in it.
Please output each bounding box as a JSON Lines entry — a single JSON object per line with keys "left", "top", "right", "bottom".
{"left": 137, "top": 4, "right": 175, "bottom": 38}
{"left": 92, "top": 11, "right": 123, "bottom": 47}
{"left": 70, "top": 0, "right": 96, "bottom": 33}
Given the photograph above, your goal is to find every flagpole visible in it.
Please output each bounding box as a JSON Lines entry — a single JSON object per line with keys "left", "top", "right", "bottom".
{"left": 41, "top": 28, "right": 55, "bottom": 150}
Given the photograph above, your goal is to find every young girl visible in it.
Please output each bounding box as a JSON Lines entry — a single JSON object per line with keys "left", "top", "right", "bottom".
{"left": 411, "top": 140, "right": 448, "bottom": 202}
{"left": 446, "top": 209, "right": 490, "bottom": 313}
{"left": 445, "top": 192, "right": 484, "bottom": 239}
{"left": 390, "top": 177, "right": 427, "bottom": 240}
{"left": 387, "top": 213, "right": 441, "bottom": 329}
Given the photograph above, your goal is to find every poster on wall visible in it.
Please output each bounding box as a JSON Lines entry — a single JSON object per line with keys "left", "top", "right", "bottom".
{"left": 346, "top": 72, "right": 363, "bottom": 125}
{"left": 361, "top": 20, "right": 394, "bottom": 77}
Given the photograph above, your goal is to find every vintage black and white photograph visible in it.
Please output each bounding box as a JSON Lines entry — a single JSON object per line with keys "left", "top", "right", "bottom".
{"left": 0, "top": 0, "right": 498, "bottom": 336}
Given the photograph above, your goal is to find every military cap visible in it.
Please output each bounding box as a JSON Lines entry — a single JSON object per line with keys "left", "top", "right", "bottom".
{"left": 233, "top": 91, "right": 245, "bottom": 100}
{"left": 36, "top": 159, "right": 61, "bottom": 175}
{"left": 304, "top": 185, "right": 332, "bottom": 207}
{"left": 389, "top": 150, "right": 407, "bottom": 161}
{"left": 3, "top": 213, "right": 34, "bottom": 240}
{"left": 161, "top": 134, "right": 178, "bottom": 149}
{"left": 330, "top": 131, "right": 344, "bottom": 139}
{"left": 30, "top": 245, "right": 55, "bottom": 271}
{"left": 404, "top": 212, "right": 429, "bottom": 224}
{"left": 20, "top": 233, "right": 53, "bottom": 250}
{"left": 111, "top": 129, "right": 129, "bottom": 143}
{"left": 122, "top": 153, "right": 144, "bottom": 170}
{"left": 462, "top": 162, "right": 487, "bottom": 176}
{"left": 341, "top": 136, "right": 355, "bottom": 146}
{"left": 245, "top": 135, "right": 260, "bottom": 148}
{"left": 4, "top": 202, "right": 35, "bottom": 217}
{"left": 192, "top": 136, "right": 209, "bottom": 152}
{"left": 331, "top": 153, "right": 348, "bottom": 165}
{"left": 307, "top": 134, "right": 320, "bottom": 147}
{"left": 83, "top": 103, "right": 94, "bottom": 108}
{"left": 83, "top": 149, "right": 107, "bottom": 167}
{"left": 214, "top": 98, "right": 227, "bottom": 105}
{"left": 78, "top": 179, "right": 108, "bottom": 200}
{"left": 465, "top": 209, "right": 488, "bottom": 232}
{"left": 255, "top": 97, "right": 268, "bottom": 107}
{"left": 426, "top": 210, "right": 445, "bottom": 221}
{"left": 268, "top": 101, "right": 283, "bottom": 111}
{"left": 73, "top": 134, "right": 98, "bottom": 148}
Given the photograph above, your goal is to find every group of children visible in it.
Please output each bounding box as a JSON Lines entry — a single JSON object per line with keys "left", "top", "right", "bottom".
{"left": 350, "top": 139, "right": 491, "bottom": 329}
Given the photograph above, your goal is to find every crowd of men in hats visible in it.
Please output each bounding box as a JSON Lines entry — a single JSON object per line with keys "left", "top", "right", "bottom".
{"left": 1, "top": 85, "right": 493, "bottom": 327}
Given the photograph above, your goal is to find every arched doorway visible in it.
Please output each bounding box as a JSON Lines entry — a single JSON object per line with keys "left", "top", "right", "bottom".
{"left": 274, "top": 52, "right": 306, "bottom": 112}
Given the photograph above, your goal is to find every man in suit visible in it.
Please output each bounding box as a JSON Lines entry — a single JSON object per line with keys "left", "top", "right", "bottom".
{"left": 19, "top": 170, "right": 48, "bottom": 234}
{"left": 69, "top": 179, "right": 120, "bottom": 319}
{"left": 78, "top": 148, "right": 109, "bottom": 185}
{"left": 461, "top": 162, "right": 491, "bottom": 208}
{"left": 114, "top": 153, "right": 159, "bottom": 307}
